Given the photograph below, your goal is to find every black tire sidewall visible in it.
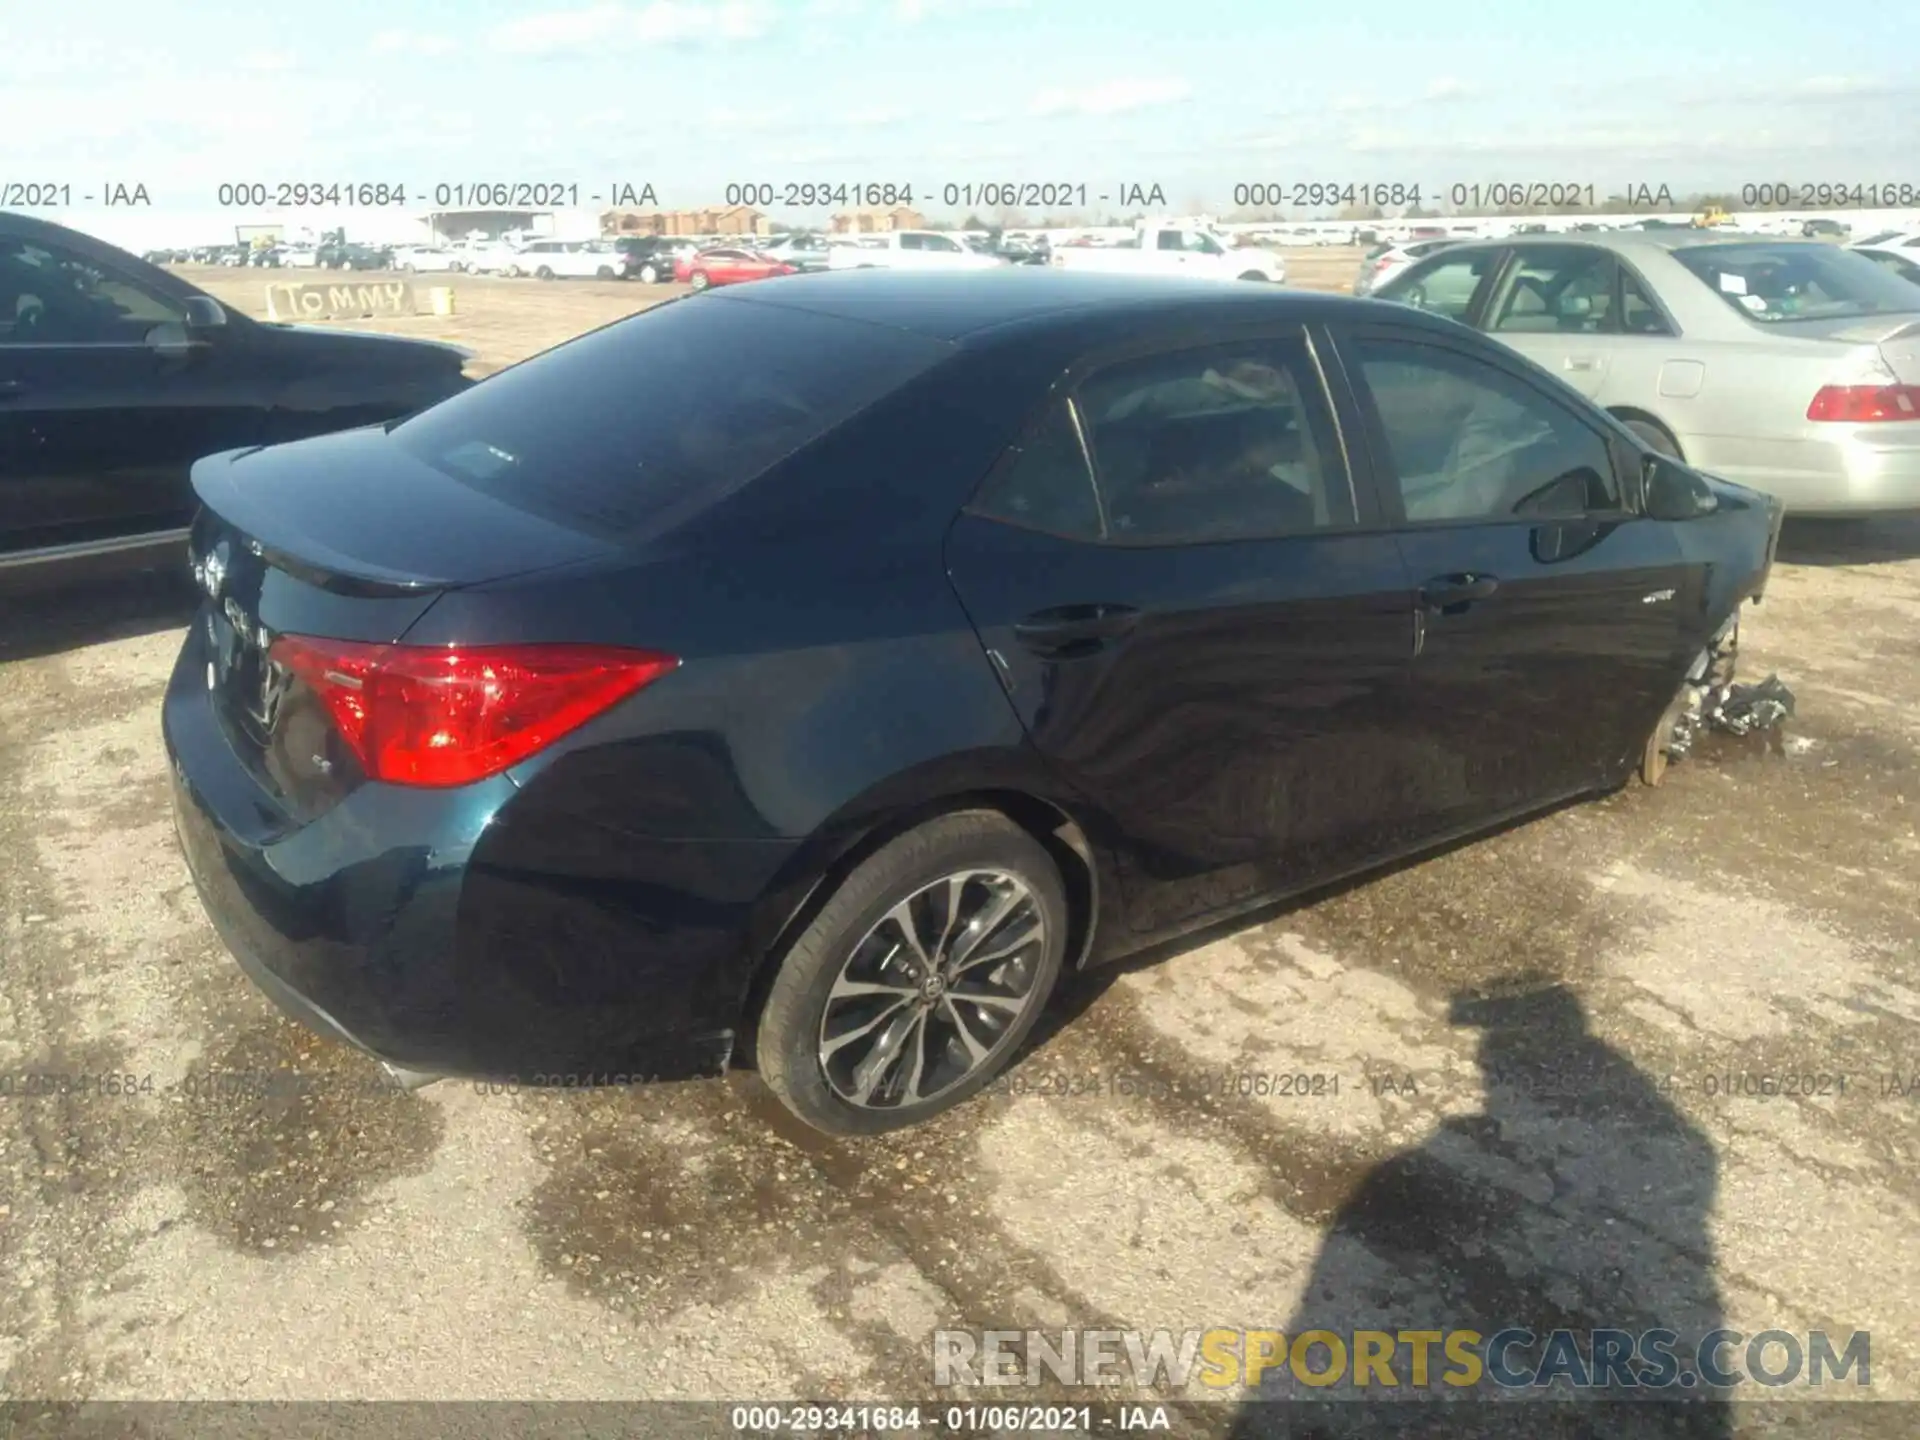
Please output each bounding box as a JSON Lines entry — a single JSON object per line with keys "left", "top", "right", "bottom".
{"left": 1626, "top": 419, "right": 1681, "bottom": 459}
{"left": 756, "top": 812, "right": 1067, "bottom": 1136}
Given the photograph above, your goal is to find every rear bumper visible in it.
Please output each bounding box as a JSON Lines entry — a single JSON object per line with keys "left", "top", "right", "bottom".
{"left": 1702, "top": 424, "right": 1920, "bottom": 516}
{"left": 163, "top": 627, "right": 796, "bottom": 1082}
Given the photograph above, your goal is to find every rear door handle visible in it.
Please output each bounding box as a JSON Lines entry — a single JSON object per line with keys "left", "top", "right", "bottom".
{"left": 1563, "top": 357, "right": 1599, "bottom": 372}
{"left": 1012, "top": 603, "right": 1141, "bottom": 657}
{"left": 1420, "top": 572, "right": 1500, "bottom": 612}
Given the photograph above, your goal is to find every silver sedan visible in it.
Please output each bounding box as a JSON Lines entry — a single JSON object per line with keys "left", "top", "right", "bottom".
{"left": 1372, "top": 231, "right": 1920, "bottom": 514}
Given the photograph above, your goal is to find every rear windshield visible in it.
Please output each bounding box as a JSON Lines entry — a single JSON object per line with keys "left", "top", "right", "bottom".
{"left": 1673, "top": 243, "right": 1920, "bottom": 323}
{"left": 390, "top": 294, "right": 954, "bottom": 540}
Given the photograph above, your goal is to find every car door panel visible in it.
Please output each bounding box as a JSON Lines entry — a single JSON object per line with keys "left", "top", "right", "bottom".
{"left": 0, "top": 339, "right": 270, "bottom": 555}
{"left": 1334, "top": 323, "right": 1696, "bottom": 833}
{"left": 944, "top": 331, "right": 1427, "bottom": 939}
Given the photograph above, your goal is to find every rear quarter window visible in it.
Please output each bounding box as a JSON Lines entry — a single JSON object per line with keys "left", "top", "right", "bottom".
{"left": 389, "top": 295, "right": 955, "bottom": 543}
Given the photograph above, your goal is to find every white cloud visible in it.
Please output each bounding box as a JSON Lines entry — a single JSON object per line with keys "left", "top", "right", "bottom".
{"left": 705, "top": 106, "right": 783, "bottom": 130}
{"left": 840, "top": 106, "right": 909, "bottom": 127}
{"left": 895, "top": 0, "right": 1026, "bottom": 19}
{"left": 1790, "top": 75, "right": 1885, "bottom": 99}
{"left": 238, "top": 51, "right": 297, "bottom": 73}
{"left": 372, "top": 29, "right": 460, "bottom": 57}
{"left": 1029, "top": 77, "right": 1190, "bottom": 118}
{"left": 1422, "top": 76, "right": 1474, "bottom": 102}
{"left": 488, "top": 2, "right": 772, "bottom": 54}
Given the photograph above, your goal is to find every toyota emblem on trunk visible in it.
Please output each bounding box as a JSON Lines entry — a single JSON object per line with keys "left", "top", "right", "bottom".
{"left": 196, "top": 540, "right": 230, "bottom": 601}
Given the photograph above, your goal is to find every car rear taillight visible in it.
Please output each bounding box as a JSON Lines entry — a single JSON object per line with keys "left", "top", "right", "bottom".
{"left": 1806, "top": 384, "right": 1920, "bottom": 422}
{"left": 269, "top": 638, "right": 678, "bottom": 788}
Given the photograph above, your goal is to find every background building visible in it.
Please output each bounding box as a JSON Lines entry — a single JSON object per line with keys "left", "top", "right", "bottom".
{"left": 603, "top": 206, "right": 770, "bottom": 237}
{"left": 829, "top": 206, "right": 928, "bottom": 234}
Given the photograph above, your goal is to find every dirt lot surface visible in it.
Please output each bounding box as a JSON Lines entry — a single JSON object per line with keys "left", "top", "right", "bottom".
{"left": 2, "top": 249, "right": 1917, "bottom": 1433}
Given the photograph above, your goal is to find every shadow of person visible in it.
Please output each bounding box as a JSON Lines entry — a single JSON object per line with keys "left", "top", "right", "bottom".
{"left": 1230, "top": 983, "right": 1729, "bottom": 1439}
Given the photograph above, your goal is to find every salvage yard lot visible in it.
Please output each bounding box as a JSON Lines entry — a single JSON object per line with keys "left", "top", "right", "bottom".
{"left": 2, "top": 248, "right": 1918, "bottom": 1428}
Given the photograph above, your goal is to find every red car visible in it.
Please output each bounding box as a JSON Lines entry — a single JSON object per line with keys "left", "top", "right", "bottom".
{"left": 673, "top": 247, "right": 796, "bottom": 291}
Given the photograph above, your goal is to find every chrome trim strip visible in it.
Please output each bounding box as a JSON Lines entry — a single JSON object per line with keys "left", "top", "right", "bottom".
{"left": 0, "top": 527, "right": 191, "bottom": 569}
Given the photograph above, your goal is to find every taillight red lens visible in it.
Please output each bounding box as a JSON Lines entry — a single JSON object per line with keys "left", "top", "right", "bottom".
{"left": 269, "top": 638, "right": 677, "bottom": 788}
{"left": 1806, "top": 384, "right": 1920, "bottom": 422}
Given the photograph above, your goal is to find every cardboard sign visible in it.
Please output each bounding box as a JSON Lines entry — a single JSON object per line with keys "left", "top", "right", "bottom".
{"left": 265, "top": 280, "right": 418, "bottom": 320}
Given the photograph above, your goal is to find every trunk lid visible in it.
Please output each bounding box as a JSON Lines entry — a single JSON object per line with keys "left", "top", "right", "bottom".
{"left": 191, "top": 428, "right": 625, "bottom": 588}
{"left": 1775, "top": 314, "right": 1920, "bottom": 385}
{"left": 187, "top": 430, "right": 624, "bottom": 818}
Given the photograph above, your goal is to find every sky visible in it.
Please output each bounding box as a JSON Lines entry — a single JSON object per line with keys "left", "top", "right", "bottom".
{"left": 7, "top": 0, "right": 1920, "bottom": 248}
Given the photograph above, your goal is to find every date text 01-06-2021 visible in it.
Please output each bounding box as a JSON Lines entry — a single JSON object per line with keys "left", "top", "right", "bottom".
{"left": 209, "top": 182, "right": 658, "bottom": 209}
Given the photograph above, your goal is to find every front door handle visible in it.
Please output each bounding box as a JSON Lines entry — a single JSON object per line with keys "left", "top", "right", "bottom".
{"left": 1012, "top": 603, "right": 1141, "bottom": 658}
{"left": 1563, "top": 357, "right": 1599, "bottom": 372}
{"left": 1420, "top": 572, "right": 1500, "bottom": 613}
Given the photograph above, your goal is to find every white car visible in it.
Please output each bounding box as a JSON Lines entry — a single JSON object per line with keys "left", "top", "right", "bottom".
{"left": 390, "top": 245, "right": 462, "bottom": 273}
{"left": 1354, "top": 238, "right": 1460, "bottom": 297}
{"left": 279, "top": 245, "right": 320, "bottom": 269}
{"left": 824, "top": 230, "right": 1004, "bottom": 272}
{"left": 1852, "top": 241, "right": 1920, "bottom": 288}
{"left": 463, "top": 240, "right": 527, "bottom": 276}
{"left": 505, "top": 239, "right": 626, "bottom": 280}
{"left": 1048, "top": 223, "right": 1286, "bottom": 283}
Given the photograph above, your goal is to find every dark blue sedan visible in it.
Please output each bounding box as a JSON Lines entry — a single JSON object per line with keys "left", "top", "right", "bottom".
{"left": 165, "top": 269, "right": 1780, "bottom": 1135}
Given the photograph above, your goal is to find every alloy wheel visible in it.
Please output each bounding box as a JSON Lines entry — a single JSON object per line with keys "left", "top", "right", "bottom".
{"left": 817, "top": 869, "right": 1047, "bottom": 1111}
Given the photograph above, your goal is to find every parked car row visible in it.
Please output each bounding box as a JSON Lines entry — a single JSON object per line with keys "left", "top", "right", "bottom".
{"left": 149, "top": 241, "right": 395, "bottom": 271}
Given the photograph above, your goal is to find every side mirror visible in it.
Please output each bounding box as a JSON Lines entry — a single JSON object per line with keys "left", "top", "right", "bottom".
{"left": 1642, "top": 455, "right": 1719, "bottom": 521}
{"left": 183, "top": 295, "right": 228, "bottom": 329}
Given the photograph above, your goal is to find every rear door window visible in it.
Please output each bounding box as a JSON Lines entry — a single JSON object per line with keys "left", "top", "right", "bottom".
{"left": 1376, "top": 249, "right": 1501, "bottom": 324}
{"left": 1072, "top": 338, "right": 1353, "bottom": 543}
{"left": 389, "top": 295, "right": 955, "bottom": 542}
{"left": 1487, "top": 247, "right": 1619, "bottom": 335}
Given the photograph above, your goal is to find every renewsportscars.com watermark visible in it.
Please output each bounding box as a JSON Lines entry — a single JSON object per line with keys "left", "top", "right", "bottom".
{"left": 932, "top": 1328, "right": 1871, "bottom": 1393}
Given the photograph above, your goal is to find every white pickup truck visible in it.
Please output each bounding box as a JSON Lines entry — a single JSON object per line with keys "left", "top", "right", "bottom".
{"left": 825, "top": 230, "right": 1004, "bottom": 272}
{"left": 1050, "top": 224, "right": 1286, "bottom": 283}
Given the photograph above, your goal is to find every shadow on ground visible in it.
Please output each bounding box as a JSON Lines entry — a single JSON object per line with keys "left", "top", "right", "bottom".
{"left": 1774, "top": 515, "right": 1920, "bottom": 567}
{"left": 1227, "top": 983, "right": 1731, "bottom": 1440}
{"left": 0, "top": 568, "right": 195, "bottom": 663}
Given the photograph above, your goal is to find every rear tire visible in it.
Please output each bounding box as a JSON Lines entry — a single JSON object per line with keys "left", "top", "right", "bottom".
{"left": 690, "top": 271, "right": 711, "bottom": 291}
{"left": 639, "top": 263, "right": 659, "bottom": 284}
{"left": 1238, "top": 270, "right": 1269, "bottom": 282}
{"left": 755, "top": 810, "right": 1067, "bottom": 1136}
{"left": 536, "top": 266, "right": 555, "bottom": 281}
{"left": 1621, "top": 416, "right": 1682, "bottom": 460}
{"left": 596, "top": 265, "right": 615, "bottom": 279}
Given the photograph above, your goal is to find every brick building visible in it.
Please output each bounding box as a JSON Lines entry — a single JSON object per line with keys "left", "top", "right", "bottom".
{"left": 828, "top": 206, "right": 928, "bottom": 234}
{"left": 603, "top": 206, "right": 769, "bottom": 238}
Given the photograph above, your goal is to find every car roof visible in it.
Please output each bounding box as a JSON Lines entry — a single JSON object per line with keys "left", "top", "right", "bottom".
{"left": 701, "top": 267, "right": 1429, "bottom": 343}
{"left": 1422, "top": 229, "right": 1842, "bottom": 258}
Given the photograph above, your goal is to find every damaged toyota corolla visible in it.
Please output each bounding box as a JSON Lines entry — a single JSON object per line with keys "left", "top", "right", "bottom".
{"left": 164, "top": 271, "right": 1784, "bottom": 1136}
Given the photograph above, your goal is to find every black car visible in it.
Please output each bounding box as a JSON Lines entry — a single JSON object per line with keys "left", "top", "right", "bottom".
{"left": 608, "top": 235, "right": 687, "bottom": 283}
{"left": 0, "top": 212, "right": 474, "bottom": 587}
{"left": 164, "top": 270, "right": 1779, "bottom": 1136}
{"left": 316, "top": 241, "right": 391, "bottom": 270}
